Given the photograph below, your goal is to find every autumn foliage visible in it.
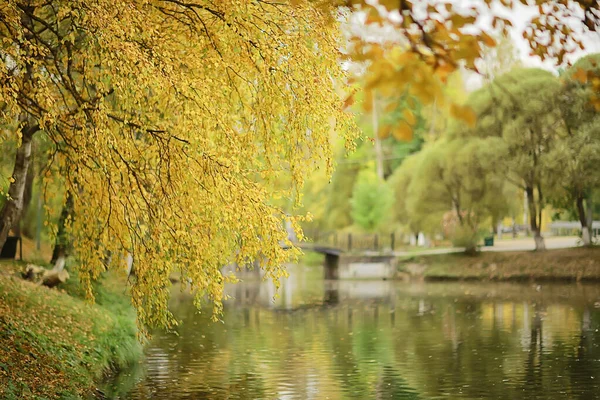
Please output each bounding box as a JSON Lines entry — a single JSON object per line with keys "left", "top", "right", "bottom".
{"left": 0, "top": 1, "right": 351, "bottom": 329}
{"left": 342, "top": 0, "right": 600, "bottom": 138}
{"left": 1, "top": 0, "right": 599, "bottom": 329}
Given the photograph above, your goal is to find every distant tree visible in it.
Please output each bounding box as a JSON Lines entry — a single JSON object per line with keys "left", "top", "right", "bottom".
{"left": 350, "top": 83, "right": 427, "bottom": 180}
{"left": 548, "top": 54, "right": 600, "bottom": 246}
{"left": 380, "top": 94, "right": 427, "bottom": 177}
{"left": 402, "top": 138, "right": 508, "bottom": 253}
{"left": 388, "top": 153, "right": 424, "bottom": 238}
{"left": 461, "top": 69, "right": 564, "bottom": 250}
{"left": 350, "top": 168, "right": 394, "bottom": 232}
{"left": 323, "top": 161, "right": 362, "bottom": 230}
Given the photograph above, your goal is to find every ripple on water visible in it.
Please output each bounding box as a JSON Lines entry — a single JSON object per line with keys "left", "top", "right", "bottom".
{"left": 106, "top": 280, "right": 600, "bottom": 400}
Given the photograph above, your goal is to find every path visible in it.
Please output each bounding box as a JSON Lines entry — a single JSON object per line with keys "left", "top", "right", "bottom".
{"left": 390, "top": 236, "right": 582, "bottom": 257}
{"left": 483, "top": 236, "right": 581, "bottom": 252}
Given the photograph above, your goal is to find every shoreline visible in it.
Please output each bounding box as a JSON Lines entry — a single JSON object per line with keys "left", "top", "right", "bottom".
{"left": 398, "top": 247, "right": 600, "bottom": 283}
{"left": 0, "top": 261, "right": 142, "bottom": 400}
{"left": 423, "top": 275, "right": 600, "bottom": 283}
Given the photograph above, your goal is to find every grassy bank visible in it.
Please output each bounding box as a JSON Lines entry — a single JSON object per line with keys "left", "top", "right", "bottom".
{"left": 400, "top": 247, "right": 600, "bottom": 281}
{"left": 0, "top": 261, "right": 141, "bottom": 399}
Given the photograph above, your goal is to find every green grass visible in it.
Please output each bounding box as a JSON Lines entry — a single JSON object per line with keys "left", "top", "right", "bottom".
{"left": 298, "top": 251, "right": 325, "bottom": 267}
{"left": 0, "top": 260, "right": 142, "bottom": 399}
{"left": 398, "top": 247, "right": 600, "bottom": 281}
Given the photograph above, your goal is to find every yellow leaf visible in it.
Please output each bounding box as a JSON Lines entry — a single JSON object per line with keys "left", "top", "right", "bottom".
{"left": 378, "top": 125, "right": 391, "bottom": 139}
{"left": 592, "top": 95, "right": 600, "bottom": 112}
{"left": 392, "top": 121, "right": 413, "bottom": 141}
{"left": 450, "top": 14, "right": 476, "bottom": 29}
{"left": 363, "top": 90, "right": 373, "bottom": 113}
{"left": 435, "top": 62, "right": 456, "bottom": 82}
{"left": 365, "top": 7, "right": 384, "bottom": 25}
{"left": 480, "top": 32, "right": 496, "bottom": 47}
{"left": 343, "top": 94, "right": 355, "bottom": 110}
{"left": 450, "top": 103, "right": 477, "bottom": 127}
{"left": 572, "top": 68, "right": 588, "bottom": 84}
{"left": 384, "top": 102, "right": 397, "bottom": 113}
{"left": 403, "top": 109, "right": 416, "bottom": 125}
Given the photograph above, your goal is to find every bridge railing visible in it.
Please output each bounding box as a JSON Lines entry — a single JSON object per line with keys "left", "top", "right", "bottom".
{"left": 304, "top": 231, "right": 397, "bottom": 253}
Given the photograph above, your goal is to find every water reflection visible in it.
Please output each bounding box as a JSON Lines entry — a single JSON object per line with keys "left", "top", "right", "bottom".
{"left": 107, "top": 266, "right": 600, "bottom": 399}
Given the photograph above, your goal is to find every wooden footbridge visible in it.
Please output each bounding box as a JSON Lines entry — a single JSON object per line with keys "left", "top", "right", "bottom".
{"left": 284, "top": 231, "right": 399, "bottom": 280}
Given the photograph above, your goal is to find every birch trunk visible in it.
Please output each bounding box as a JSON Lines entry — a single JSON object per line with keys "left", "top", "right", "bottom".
{"left": 0, "top": 125, "right": 37, "bottom": 250}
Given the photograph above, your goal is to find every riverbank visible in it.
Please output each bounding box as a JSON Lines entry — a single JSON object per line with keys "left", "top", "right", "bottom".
{"left": 400, "top": 247, "right": 600, "bottom": 281}
{"left": 0, "top": 260, "right": 141, "bottom": 399}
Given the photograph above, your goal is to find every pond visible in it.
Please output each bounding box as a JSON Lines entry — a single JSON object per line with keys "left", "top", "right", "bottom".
{"left": 105, "top": 265, "right": 600, "bottom": 399}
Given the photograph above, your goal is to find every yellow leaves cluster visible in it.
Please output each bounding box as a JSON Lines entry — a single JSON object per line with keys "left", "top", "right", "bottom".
{"left": 1, "top": 0, "right": 354, "bottom": 330}
{"left": 450, "top": 104, "right": 477, "bottom": 127}
{"left": 338, "top": 0, "right": 599, "bottom": 140}
{"left": 346, "top": 42, "right": 477, "bottom": 140}
{"left": 341, "top": 0, "right": 506, "bottom": 140}
{"left": 571, "top": 65, "right": 600, "bottom": 111}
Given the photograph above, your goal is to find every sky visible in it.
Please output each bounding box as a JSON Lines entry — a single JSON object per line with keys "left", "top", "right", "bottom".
{"left": 474, "top": 1, "right": 600, "bottom": 70}
{"left": 468, "top": 0, "right": 600, "bottom": 88}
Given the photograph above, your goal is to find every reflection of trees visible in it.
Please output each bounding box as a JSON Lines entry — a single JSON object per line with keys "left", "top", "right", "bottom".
{"left": 101, "top": 357, "right": 146, "bottom": 398}
{"left": 376, "top": 366, "right": 421, "bottom": 399}
{"left": 569, "top": 306, "right": 600, "bottom": 399}
{"left": 390, "top": 297, "right": 600, "bottom": 400}
{"left": 392, "top": 298, "right": 518, "bottom": 399}
{"left": 323, "top": 286, "right": 339, "bottom": 305}
{"left": 523, "top": 304, "right": 544, "bottom": 395}
{"left": 224, "top": 373, "right": 267, "bottom": 399}
{"left": 114, "top": 282, "right": 600, "bottom": 399}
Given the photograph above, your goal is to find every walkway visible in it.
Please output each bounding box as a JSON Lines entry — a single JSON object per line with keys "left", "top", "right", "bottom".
{"left": 389, "top": 236, "right": 582, "bottom": 257}
{"left": 483, "top": 236, "right": 581, "bottom": 252}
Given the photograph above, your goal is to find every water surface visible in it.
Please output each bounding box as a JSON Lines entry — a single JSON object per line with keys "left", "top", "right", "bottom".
{"left": 106, "top": 266, "right": 600, "bottom": 399}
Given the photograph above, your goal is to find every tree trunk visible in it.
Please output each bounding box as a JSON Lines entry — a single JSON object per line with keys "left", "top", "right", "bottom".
{"left": 582, "top": 226, "right": 591, "bottom": 247}
{"left": 126, "top": 253, "right": 135, "bottom": 277}
{"left": 586, "top": 196, "right": 593, "bottom": 243}
{"left": 0, "top": 125, "right": 37, "bottom": 250}
{"left": 576, "top": 195, "right": 592, "bottom": 246}
{"left": 1, "top": 5, "right": 39, "bottom": 250}
{"left": 50, "top": 192, "right": 74, "bottom": 264}
{"left": 464, "top": 245, "right": 478, "bottom": 255}
{"left": 17, "top": 143, "right": 36, "bottom": 238}
{"left": 50, "top": 193, "right": 71, "bottom": 277}
{"left": 533, "top": 233, "right": 546, "bottom": 251}
{"left": 526, "top": 186, "right": 545, "bottom": 251}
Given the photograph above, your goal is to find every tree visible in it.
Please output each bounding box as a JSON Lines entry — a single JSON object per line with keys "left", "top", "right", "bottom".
{"left": 462, "top": 69, "right": 564, "bottom": 250}
{"left": 378, "top": 94, "right": 426, "bottom": 178}
{"left": 350, "top": 168, "right": 394, "bottom": 232}
{"left": 298, "top": 137, "right": 360, "bottom": 233}
{"left": 548, "top": 54, "right": 600, "bottom": 246}
{"left": 388, "top": 153, "right": 423, "bottom": 237}
{"left": 400, "top": 138, "right": 508, "bottom": 253}
{"left": 339, "top": 0, "right": 599, "bottom": 139}
{"left": 346, "top": 78, "right": 427, "bottom": 180}
{"left": 0, "top": 1, "right": 352, "bottom": 329}
{"left": 322, "top": 161, "right": 361, "bottom": 230}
